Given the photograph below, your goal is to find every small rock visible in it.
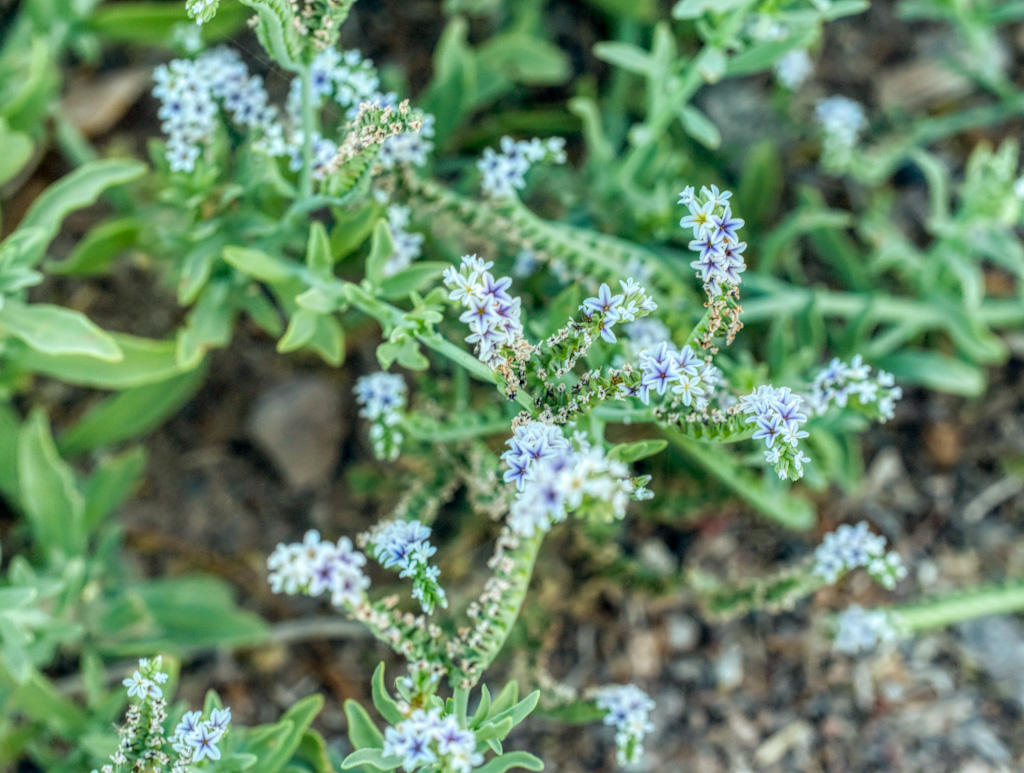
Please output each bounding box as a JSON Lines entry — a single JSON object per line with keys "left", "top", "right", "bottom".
{"left": 247, "top": 377, "right": 345, "bottom": 489}
{"left": 958, "top": 616, "right": 1024, "bottom": 710}
{"left": 664, "top": 614, "right": 701, "bottom": 653}
{"left": 639, "top": 539, "right": 677, "bottom": 575}
{"left": 923, "top": 421, "right": 962, "bottom": 468}
{"left": 715, "top": 643, "right": 744, "bottom": 692}
{"left": 628, "top": 629, "right": 661, "bottom": 680}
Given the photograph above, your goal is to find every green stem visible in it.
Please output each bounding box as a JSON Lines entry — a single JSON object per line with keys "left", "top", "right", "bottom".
{"left": 892, "top": 578, "right": 1024, "bottom": 632}
{"left": 299, "top": 63, "right": 316, "bottom": 199}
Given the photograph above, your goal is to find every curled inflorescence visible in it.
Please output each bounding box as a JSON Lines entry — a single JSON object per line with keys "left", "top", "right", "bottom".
{"left": 382, "top": 708, "right": 483, "bottom": 773}
{"left": 501, "top": 422, "right": 639, "bottom": 537}
{"left": 678, "top": 184, "right": 747, "bottom": 299}
{"left": 443, "top": 255, "right": 527, "bottom": 370}
{"left": 739, "top": 385, "right": 811, "bottom": 480}
{"left": 834, "top": 605, "right": 900, "bottom": 655}
{"left": 591, "top": 684, "right": 656, "bottom": 766}
{"left": 267, "top": 529, "right": 371, "bottom": 608}
{"left": 97, "top": 657, "right": 233, "bottom": 773}
{"left": 808, "top": 355, "right": 902, "bottom": 422}
{"left": 363, "top": 519, "right": 448, "bottom": 614}
{"left": 355, "top": 371, "right": 408, "bottom": 460}
{"left": 478, "top": 136, "right": 567, "bottom": 198}
{"left": 813, "top": 521, "right": 907, "bottom": 590}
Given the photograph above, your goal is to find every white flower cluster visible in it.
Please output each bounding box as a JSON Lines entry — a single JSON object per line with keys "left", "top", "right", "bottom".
{"left": 579, "top": 279, "right": 658, "bottom": 344}
{"left": 774, "top": 49, "right": 813, "bottom": 90}
{"left": 355, "top": 371, "right": 408, "bottom": 461}
{"left": 834, "top": 605, "right": 900, "bottom": 655}
{"left": 443, "top": 254, "right": 525, "bottom": 369}
{"left": 267, "top": 529, "right": 371, "bottom": 608}
{"left": 678, "top": 185, "right": 747, "bottom": 298}
{"left": 384, "top": 204, "right": 425, "bottom": 278}
{"left": 286, "top": 48, "right": 383, "bottom": 122}
{"left": 153, "top": 47, "right": 277, "bottom": 172}
{"left": 813, "top": 521, "right": 908, "bottom": 590}
{"left": 807, "top": 355, "right": 902, "bottom": 422}
{"left": 383, "top": 708, "right": 483, "bottom": 773}
{"left": 632, "top": 341, "right": 719, "bottom": 409}
{"left": 739, "top": 385, "right": 810, "bottom": 480}
{"left": 816, "top": 95, "right": 867, "bottom": 150}
{"left": 365, "top": 519, "right": 448, "bottom": 613}
{"left": 501, "top": 422, "right": 635, "bottom": 537}
{"left": 478, "top": 136, "right": 567, "bottom": 198}
{"left": 171, "top": 706, "right": 232, "bottom": 764}
{"left": 121, "top": 656, "right": 169, "bottom": 700}
{"left": 592, "top": 684, "right": 655, "bottom": 766}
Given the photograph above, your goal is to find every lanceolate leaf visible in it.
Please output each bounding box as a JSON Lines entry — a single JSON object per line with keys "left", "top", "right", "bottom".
{"left": 0, "top": 300, "right": 122, "bottom": 361}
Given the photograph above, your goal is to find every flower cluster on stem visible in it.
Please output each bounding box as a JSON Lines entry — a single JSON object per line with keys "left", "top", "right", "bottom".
{"left": 678, "top": 184, "right": 746, "bottom": 299}
{"left": 590, "top": 684, "right": 656, "bottom": 766}
{"left": 501, "top": 421, "right": 640, "bottom": 537}
{"left": 95, "top": 657, "right": 232, "bottom": 773}
{"left": 477, "top": 136, "right": 567, "bottom": 198}
{"left": 443, "top": 254, "right": 528, "bottom": 370}
{"left": 361, "top": 519, "right": 448, "bottom": 614}
{"left": 813, "top": 521, "right": 907, "bottom": 589}
{"left": 355, "top": 372, "right": 408, "bottom": 460}
{"left": 807, "top": 355, "right": 902, "bottom": 421}
{"left": 382, "top": 708, "right": 483, "bottom": 773}
{"left": 833, "top": 605, "right": 900, "bottom": 654}
{"left": 739, "top": 385, "right": 811, "bottom": 480}
{"left": 267, "top": 529, "right": 371, "bottom": 608}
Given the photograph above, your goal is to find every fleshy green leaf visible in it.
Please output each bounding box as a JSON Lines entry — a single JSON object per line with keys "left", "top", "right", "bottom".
{"left": 0, "top": 300, "right": 122, "bottom": 361}
{"left": 607, "top": 439, "right": 668, "bottom": 463}
{"left": 48, "top": 217, "right": 139, "bottom": 276}
{"left": 365, "top": 219, "right": 395, "bottom": 288}
{"left": 475, "top": 751, "right": 544, "bottom": 773}
{"left": 344, "top": 699, "right": 384, "bottom": 749}
{"left": 340, "top": 749, "right": 402, "bottom": 771}
{"left": 370, "top": 664, "right": 405, "bottom": 725}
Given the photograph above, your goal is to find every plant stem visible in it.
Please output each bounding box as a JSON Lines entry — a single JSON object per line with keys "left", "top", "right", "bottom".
{"left": 299, "top": 63, "right": 316, "bottom": 200}
{"left": 892, "top": 578, "right": 1024, "bottom": 631}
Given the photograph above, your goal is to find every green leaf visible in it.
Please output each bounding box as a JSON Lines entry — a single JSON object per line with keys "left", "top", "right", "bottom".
{"left": 0, "top": 119, "right": 34, "bottom": 187}
{"left": 330, "top": 202, "right": 378, "bottom": 260}
{"left": 470, "top": 685, "right": 492, "bottom": 728}
{"left": 344, "top": 699, "right": 384, "bottom": 749}
{"left": 0, "top": 300, "right": 121, "bottom": 361}
{"left": 365, "top": 219, "right": 395, "bottom": 288}
{"left": 15, "top": 159, "right": 145, "bottom": 266}
{"left": 278, "top": 309, "right": 320, "bottom": 353}
{"left": 378, "top": 262, "right": 449, "bottom": 300}
{"left": 17, "top": 410, "right": 85, "bottom": 556}
{"left": 248, "top": 695, "right": 324, "bottom": 773}
{"left": 486, "top": 691, "right": 539, "bottom": 734}
{"left": 58, "top": 366, "right": 206, "bottom": 456}
{"left": 370, "top": 664, "right": 404, "bottom": 725}
{"left": 488, "top": 681, "right": 519, "bottom": 717}
{"left": 593, "top": 42, "right": 650, "bottom": 75}
{"left": 81, "top": 447, "right": 147, "bottom": 533}
{"left": 607, "top": 439, "right": 668, "bottom": 463}
{"left": 48, "top": 217, "right": 139, "bottom": 276}
{"left": 223, "top": 245, "right": 297, "bottom": 283}
{"left": 736, "top": 140, "right": 783, "bottom": 229}
{"left": 306, "top": 222, "right": 334, "bottom": 279}
{"left": 477, "top": 33, "right": 570, "bottom": 85}
{"left": 678, "top": 105, "right": 721, "bottom": 150}
{"left": 876, "top": 350, "right": 985, "bottom": 397}
{"left": 9, "top": 333, "right": 188, "bottom": 388}
{"left": 340, "top": 749, "right": 402, "bottom": 771}
{"left": 176, "top": 281, "right": 237, "bottom": 368}
{"left": 475, "top": 752, "right": 544, "bottom": 773}
{"left": 87, "top": 2, "right": 248, "bottom": 45}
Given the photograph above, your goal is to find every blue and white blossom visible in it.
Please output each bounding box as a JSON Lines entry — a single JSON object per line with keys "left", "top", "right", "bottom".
{"left": 739, "top": 385, "right": 810, "bottom": 480}
{"left": 382, "top": 708, "right": 483, "bottom": 773}
{"left": 813, "top": 521, "right": 907, "bottom": 589}
{"left": 579, "top": 280, "right": 658, "bottom": 345}
{"left": 383, "top": 204, "right": 425, "bottom": 278}
{"left": 678, "top": 185, "right": 747, "bottom": 298}
{"left": 267, "top": 529, "right": 371, "bottom": 608}
{"left": 815, "top": 94, "right": 864, "bottom": 150}
{"left": 501, "top": 422, "right": 638, "bottom": 536}
{"left": 591, "top": 684, "right": 655, "bottom": 766}
{"left": 379, "top": 113, "right": 435, "bottom": 169}
{"left": 834, "top": 605, "right": 900, "bottom": 655}
{"left": 355, "top": 372, "right": 408, "bottom": 460}
{"left": 364, "top": 519, "right": 448, "bottom": 613}
{"left": 478, "top": 136, "right": 567, "bottom": 198}
{"left": 808, "top": 354, "right": 902, "bottom": 421}
{"left": 635, "top": 341, "right": 719, "bottom": 410}
{"left": 774, "top": 49, "right": 813, "bottom": 90}
{"left": 443, "top": 255, "right": 527, "bottom": 369}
